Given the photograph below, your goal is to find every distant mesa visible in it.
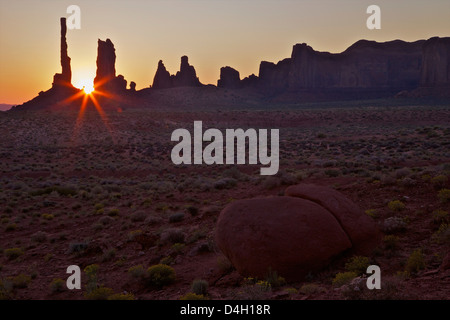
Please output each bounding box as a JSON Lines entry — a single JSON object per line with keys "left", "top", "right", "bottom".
{"left": 9, "top": 17, "right": 450, "bottom": 111}
{"left": 218, "top": 66, "right": 241, "bottom": 89}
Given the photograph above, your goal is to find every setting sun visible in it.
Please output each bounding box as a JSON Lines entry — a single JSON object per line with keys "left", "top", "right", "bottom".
{"left": 75, "top": 79, "right": 94, "bottom": 94}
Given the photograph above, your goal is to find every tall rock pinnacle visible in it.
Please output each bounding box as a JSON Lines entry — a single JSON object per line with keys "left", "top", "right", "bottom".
{"left": 94, "top": 39, "right": 116, "bottom": 88}
{"left": 52, "top": 17, "right": 72, "bottom": 87}
{"left": 93, "top": 38, "right": 127, "bottom": 92}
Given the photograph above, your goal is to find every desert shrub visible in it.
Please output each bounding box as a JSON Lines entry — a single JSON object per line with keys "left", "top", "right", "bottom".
{"left": 85, "top": 287, "right": 114, "bottom": 300}
{"left": 388, "top": 200, "right": 405, "bottom": 212}
{"left": 84, "top": 264, "right": 99, "bottom": 293}
{"left": 4, "top": 248, "right": 24, "bottom": 260}
{"left": 405, "top": 249, "right": 426, "bottom": 275}
{"left": 49, "top": 278, "right": 65, "bottom": 293}
{"left": 11, "top": 274, "right": 31, "bottom": 289}
{"left": 169, "top": 212, "right": 185, "bottom": 223}
{"left": 68, "top": 242, "right": 88, "bottom": 255}
{"left": 332, "top": 272, "right": 358, "bottom": 287}
{"left": 127, "top": 229, "right": 143, "bottom": 241}
{"left": 380, "top": 175, "right": 396, "bottom": 186}
{"left": 394, "top": 167, "right": 411, "bottom": 179}
{"left": 265, "top": 269, "right": 286, "bottom": 288}
{"left": 261, "top": 176, "right": 281, "bottom": 190}
{"left": 383, "top": 216, "right": 407, "bottom": 233}
{"left": 383, "top": 235, "right": 399, "bottom": 250}
{"left": 107, "top": 292, "right": 135, "bottom": 300}
{"left": 130, "top": 210, "right": 147, "bottom": 222}
{"left": 160, "top": 228, "right": 185, "bottom": 245}
{"left": 365, "top": 209, "right": 377, "bottom": 218}
{"left": 213, "top": 178, "right": 237, "bottom": 190}
{"left": 317, "top": 133, "right": 326, "bottom": 139}
{"left": 108, "top": 208, "right": 119, "bottom": 216}
{"left": 0, "top": 279, "right": 13, "bottom": 300}
{"left": 185, "top": 205, "right": 199, "bottom": 216}
{"left": 128, "top": 265, "right": 147, "bottom": 280}
{"left": 432, "top": 209, "right": 449, "bottom": 225}
{"left": 147, "top": 264, "right": 176, "bottom": 288}
{"left": 432, "top": 223, "right": 450, "bottom": 244}
{"left": 431, "top": 175, "right": 448, "bottom": 189}
{"left": 31, "top": 231, "right": 48, "bottom": 243}
{"left": 285, "top": 287, "right": 299, "bottom": 295}
{"left": 299, "top": 283, "right": 325, "bottom": 295}
{"left": 5, "top": 223, "right": 17, "bottom": 232}
{"left": 191, "top": 279, "right": 209, "bottom": 295}
{"left": 180, "top": 293, "right": 207, "bottom": 300}
{"left": 438, "top": 189, "right": 450, "bottom": 203}
{"left": 98, "top": 216, "right": 114, "bottom": 226}
{"left": 324, "top": 169, "right": 340, "bottom": 177}
{"left": 345, "top": 256, "right": 370, "bottom": 275}
{"left": 101, "top": 248, "right": 116, "bottom": 262}
{"left": 217, "top": 256, "right": 233, "bottom": 274}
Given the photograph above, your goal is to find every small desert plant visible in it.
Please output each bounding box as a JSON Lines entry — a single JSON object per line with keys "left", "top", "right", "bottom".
{"left": 31, "top": 231, "right": 48, "bottom": 243}
{"left": 265, "top": 268, "right": 286, "bottom": 288}
{"left": 405, "top": 249, "right": 426, "bottom": 275}
{"left": 431, "top": 175, "right": 448, "bottom": 189}
{"left": 180, "top": 293, "right": 207, "bottom": 300}
{"left": 383, "top": 235, "right": 400, "bottom": 250}
{"left": 191, "top": 279, "right": 209, "bottom": 295}
{"left": 432, "top": 209, "right": 448, "bottom": 225}
{"left": 299, "top": 283, "right": 325, "bottom": 295}
{"left": 365, "top": 209, "right": 377, "bottom": 218}
{"left": 49, "top": 278, "right": 65, "bottom": 293}
{"left": 108, "top": 208, "right": 119, "bottom": 216}
{"left": 11, "top": 274, "right": 31, "bottom": 289}
{"left": 332, "top": 272, "right": 358, "bottom": 287}
{"left": 185, "top": 205, "right": 199, "bottom": 216}
{"left": 85, "top": 287, "right": 114, "bottom": 300}
{"left": 169, "top": 212, "right": 185, "bottom": 223}
{"left": 432, "top": 223, "right": 450, "bottom": 244}
{"left": 345, "top": 256, "right": 370, "bottom": 275}
{"left": 388, "top": 200, "right": 405, "bottom": 212}
{"left": 147, "top": 264, "right": 176, "bottom": 288}
{"left": 128, "top": 265, "right": 147, "bottom": 280}
{"left": 4, "top": 247, "right": 24, "bottom": 260}
{"left": 438, "top": 189, "right": 450, "bottom": 203}
{"left": 107, "top": 292, "right": 135, "bottom": 300}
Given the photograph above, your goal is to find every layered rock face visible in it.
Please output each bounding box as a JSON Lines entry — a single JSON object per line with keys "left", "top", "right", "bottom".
{"left": 152, "top": 56, "right": 202, "bottom": 88}
{"left": 52, "top": 18, "right": 72, "bottom": 87}
{"left": 420, "top": 37, "right": 450, "bottom": 87}
{"left": 256, "top": 40, "right": 425, "bottom": 94}
{"left": 94, "top": 39, "right": 127, "bottom": 92}
{"left": 215, "top": 184, "right": 379, "bottom": 281}
{"left": 217, "top": 66, "right": 241, "bottom": 89}
{"left": 218, "top": 38, "right": 450, "bottom": 99}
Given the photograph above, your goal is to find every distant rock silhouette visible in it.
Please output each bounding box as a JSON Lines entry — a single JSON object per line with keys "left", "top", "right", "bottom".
{"left": 256, "top": 40, "right": 427, "bottom": 96}
{"left": 152, "top": 56, "right": 202, "bottom": 89}
{"left": 94, "top": 39, "right": 127, "bottom": 92}
{"left": 152, "top": 60, "right": 173, "bottom": 89}
{"left": 9, "top": 17, "right": 450, "bottom": 112}
{"left": 217, "top": 66, "right": 241, "bottom": 89}
{"left": 173, "top": 56, "right": 202, "bottom": 87}
{"left": 52, "top": 18, "right": 72, "bottom": 88}
{"left": 420, "top": 37, "right": 450, "bottom": 87}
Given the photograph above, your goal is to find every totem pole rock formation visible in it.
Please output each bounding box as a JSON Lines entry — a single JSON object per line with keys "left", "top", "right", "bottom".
{"left": 52, "top": 18, "right": 72, "bottom": 87}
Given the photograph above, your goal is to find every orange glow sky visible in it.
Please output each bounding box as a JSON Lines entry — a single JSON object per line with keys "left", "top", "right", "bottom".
{"left": 1, "top": 0, "right": 449, "bottom": 105}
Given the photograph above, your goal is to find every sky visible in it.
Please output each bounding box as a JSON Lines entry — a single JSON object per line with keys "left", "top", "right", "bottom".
{"left": 0, "top": 0, "right": 449, "bottom": 105}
